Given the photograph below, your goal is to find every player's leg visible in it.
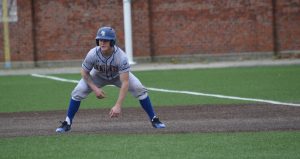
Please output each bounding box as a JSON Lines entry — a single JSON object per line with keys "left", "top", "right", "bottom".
{"left": 56, "top": 78, "right": 92, "bottom": 133}
{"left": 66, "top": 98, "right": 81, "bottom": 125}
{"left": 56, "top": 70, "right": 107, "bottom": 133}
{"left": 128, "top": 73, "right": 166, "bottom": 128}
{"left": 67, "top": 79, "right": 92, "bottom": 124}
{"left": 113, "top": 72, "right": 165, "bottom": 128}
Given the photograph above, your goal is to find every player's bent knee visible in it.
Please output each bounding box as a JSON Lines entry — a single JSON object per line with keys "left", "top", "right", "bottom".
{"left": 136, "top": 92, "right": 148, "bottom": 100}
{"left": 71, "top": 96, "right": 82, "bottom": 102}
{"left": 71, "top": 90, "right": 89, "bottom": 101}
{"left": 71, "top": 94, "right": 85, "bottom": 101}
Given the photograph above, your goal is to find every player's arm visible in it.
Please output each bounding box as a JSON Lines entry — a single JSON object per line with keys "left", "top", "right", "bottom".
{"left": 81, "top": 68, "right": 106, "bottom": 99}
{"left": 109, "top": 72, "right": 129, "bottom": 118}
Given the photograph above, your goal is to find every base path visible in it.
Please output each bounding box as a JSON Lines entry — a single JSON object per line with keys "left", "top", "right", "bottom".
{"left": 1, "top": 104, "right": 300, "bottom": 138}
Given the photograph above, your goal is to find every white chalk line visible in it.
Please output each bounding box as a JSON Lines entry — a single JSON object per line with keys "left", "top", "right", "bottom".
{"left": 31, "top": 74, "right": 300, "bottom": 107}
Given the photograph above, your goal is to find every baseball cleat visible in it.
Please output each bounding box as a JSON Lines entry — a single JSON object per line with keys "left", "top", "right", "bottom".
{"left": 151, "top": 116, "right": 166, "bottom": 128}
{"left": 56, "top": 121, "right": 71, "bottom": 133}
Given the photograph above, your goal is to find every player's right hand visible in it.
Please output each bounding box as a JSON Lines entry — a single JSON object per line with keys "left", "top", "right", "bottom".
{"left": 94, "top": 88, "right": 106, "bottom": 99}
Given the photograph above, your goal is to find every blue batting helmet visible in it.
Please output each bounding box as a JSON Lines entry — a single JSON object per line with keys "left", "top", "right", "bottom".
{"left": 95, "top": 27, "right": 116, "bottom": 46}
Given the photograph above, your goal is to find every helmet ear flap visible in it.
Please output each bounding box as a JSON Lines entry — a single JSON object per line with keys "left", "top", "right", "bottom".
{"left": 110, "top": 40, "right": 115, "bottom": 47}
{"left": 96, "top": 39, "right": 99, "bottom": 46}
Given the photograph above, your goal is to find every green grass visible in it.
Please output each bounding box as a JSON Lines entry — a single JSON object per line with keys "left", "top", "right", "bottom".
{"left": 1, "top": 65, "right": 300, "bottom": 159}
{"left": 0, "top": 65, "right": 300, "bottom": 112}
{"left": 1, "top": 131, "right": 299, "bottom": 159}
{"left": 137, "top": 66, "right": 300, "bottom": 102}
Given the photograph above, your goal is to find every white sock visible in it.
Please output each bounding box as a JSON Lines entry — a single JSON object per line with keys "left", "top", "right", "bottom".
{"left": 65, "top": 117, "right": 71, "bottom": 125}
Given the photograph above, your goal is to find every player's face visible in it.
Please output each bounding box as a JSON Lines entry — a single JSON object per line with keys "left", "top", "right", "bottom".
{"left": 99, "top": 39, "right": 111, "bottom": 53}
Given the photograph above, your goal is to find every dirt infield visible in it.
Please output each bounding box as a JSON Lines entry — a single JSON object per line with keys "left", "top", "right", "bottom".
{"left": 1, "top": 104, "right": 300, "bottom": 138}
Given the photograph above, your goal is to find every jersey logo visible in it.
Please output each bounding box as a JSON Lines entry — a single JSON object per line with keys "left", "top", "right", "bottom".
{"left": 94, "top": 64, "right": 118, "bottom": 73}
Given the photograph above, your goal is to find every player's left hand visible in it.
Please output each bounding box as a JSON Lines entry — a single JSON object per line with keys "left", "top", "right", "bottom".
{"left": 109, "top": 105, "right": 121, "bottom": 118}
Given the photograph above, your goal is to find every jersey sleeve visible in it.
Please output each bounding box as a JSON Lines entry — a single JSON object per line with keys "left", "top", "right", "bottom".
{"left": 82, "top": 48, "right": 96, "bottom": 72}
{"left": 118, "top": 55, "right": 130, "bottom": 74}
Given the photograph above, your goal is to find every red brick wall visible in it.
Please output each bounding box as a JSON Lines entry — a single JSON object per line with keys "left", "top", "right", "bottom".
{"left": 33, "top": 0, "right": 124, "bottom": 61}
{"left": 276, "top": 0, "right": 300, "bottom": 52}
{"left": 149, "top": 0, "right": 274, "bottom": 56}
{"left": 0, "top": 0, "right": 34, "bottom": 61}
{"left": 0, "top": 0, "right": 299, "bottom": 64}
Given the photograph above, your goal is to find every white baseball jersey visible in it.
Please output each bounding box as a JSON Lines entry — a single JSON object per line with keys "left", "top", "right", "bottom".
{"left": 82, "top": 46, "right": 130, "bottom": 80}
{"left": 71, "top": 46, "right": 148, "bottom": 101}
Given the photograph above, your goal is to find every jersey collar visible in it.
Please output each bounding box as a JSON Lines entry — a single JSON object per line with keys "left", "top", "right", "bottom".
{"left": 97, "top": 46, "right": 117, "bottom": 61}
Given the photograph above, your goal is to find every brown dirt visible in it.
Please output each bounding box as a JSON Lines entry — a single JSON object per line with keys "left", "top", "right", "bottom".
{"left": 1, "top": 104, "right": 300, "bottom": 138}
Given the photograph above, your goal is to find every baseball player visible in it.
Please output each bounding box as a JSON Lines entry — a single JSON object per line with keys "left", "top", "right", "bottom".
{"left": 56, "top": 26, "right": 166, "bottom": 133}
